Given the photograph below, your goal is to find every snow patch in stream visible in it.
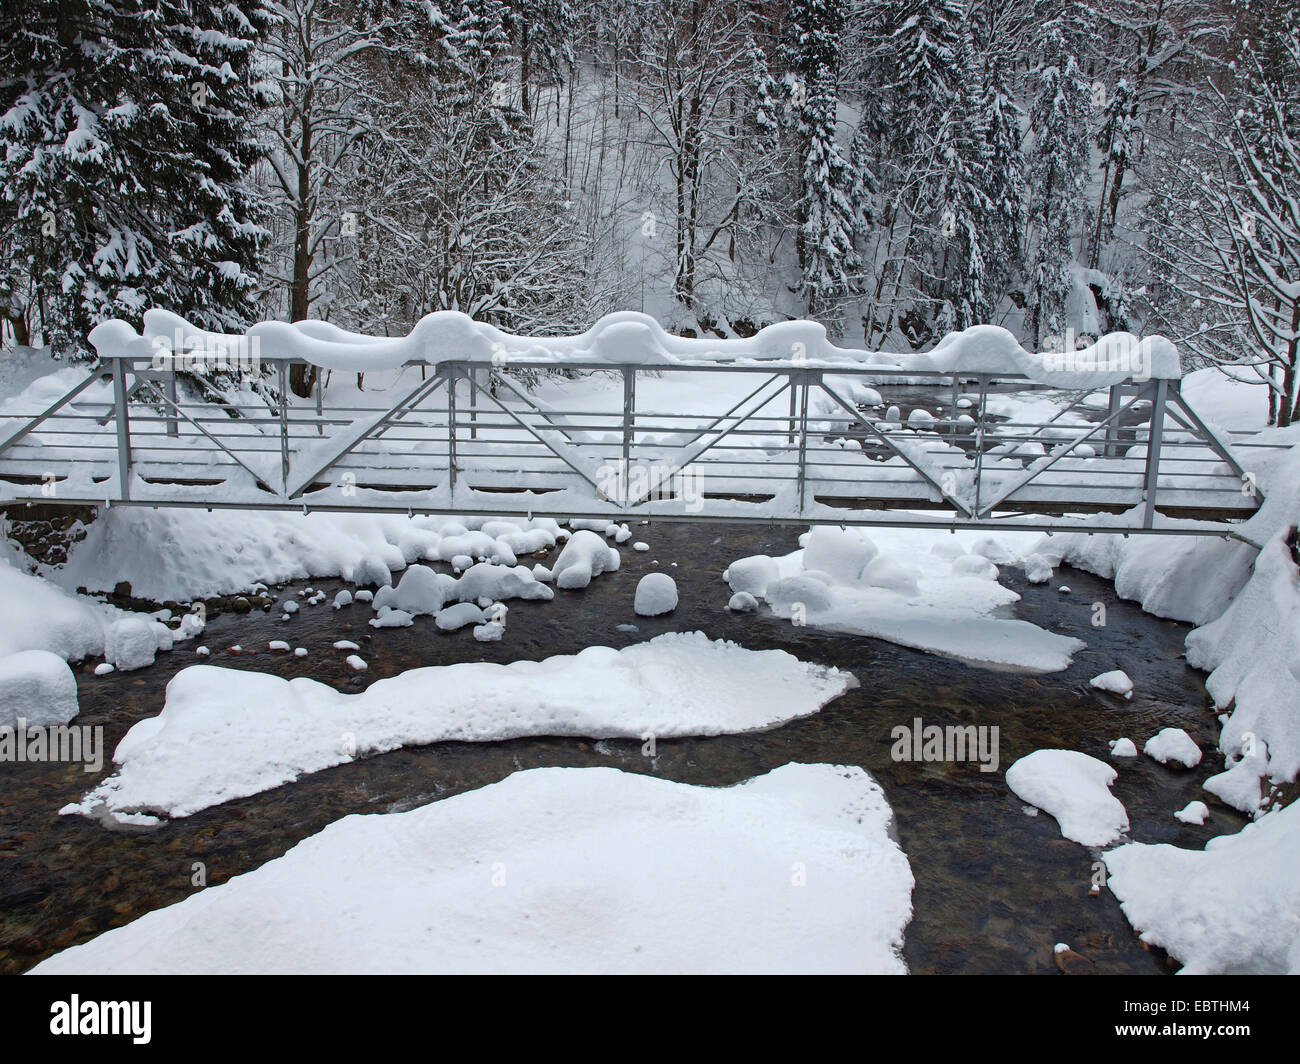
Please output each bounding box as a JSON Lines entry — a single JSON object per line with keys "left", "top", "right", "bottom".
{"left": 724, "top": 525, "right": 1084, "bottom": 672}
{"left": 63, "top": 633, "right": 856, "bottom": 820}
{"left": 36, "top": 763, "right": 913, "bottom": 974}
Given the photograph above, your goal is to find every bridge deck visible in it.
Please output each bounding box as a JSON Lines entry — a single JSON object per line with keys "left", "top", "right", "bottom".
{"left": 0, "top": 356, "right": 1280, "bottom": 535}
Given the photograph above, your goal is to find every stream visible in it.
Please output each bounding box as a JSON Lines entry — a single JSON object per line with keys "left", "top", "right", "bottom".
{"left": 0, "top": 520, "right": 1243, "bottom": 974}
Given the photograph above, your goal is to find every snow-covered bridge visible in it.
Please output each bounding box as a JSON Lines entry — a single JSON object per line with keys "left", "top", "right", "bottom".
{"left": 0, "top": 312, "right": 1282, "bottom": 536}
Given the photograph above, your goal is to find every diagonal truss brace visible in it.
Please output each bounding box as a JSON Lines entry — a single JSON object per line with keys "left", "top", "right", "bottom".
{"left": 629, "top": 373, "right": 793, "bottom": 506}
{"left": 973, "top": 385, "right": 1155, "bottom": 518}
{"left": 818, "top": 379, "right": 975, "bottom": 517}
{"left": 286, "top": 372, "right": 449, "bottom": 499}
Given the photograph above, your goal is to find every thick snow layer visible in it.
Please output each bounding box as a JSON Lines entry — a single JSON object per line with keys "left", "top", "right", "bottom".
{"left": 1188, "top": 535, "right": 1300, "bottom": 785}
{"left": 1005, "top": 750, "right": 1129, "bottom": 846}
{"left": 92, "top": 308, "right": 1177, "bottom": 384}
{"left": 0, "top": 650, "right": 79, "bottom": 728}
{"left": 1143, "top": 728, "right": 1201, "bottom": 768}
{"left": 64, "top": 633, "right": 856, "bottom": 819}
{"left": 35, "top": 763, "right": 913, "bottom": 975}
{"left": 1034, "top": 434, "right": 1300, "bottom": 798}
{"left": 726, "top": 525, "right": 1083, "bottom": 672}
{"left": 633, "top": 573, "right": 677, "bottom": 616}
{"left": 0, "top": 552, "right": 122, "bottom": 662}
{"left": 1104, "top": 802, "right": 1300, "bottom": 974}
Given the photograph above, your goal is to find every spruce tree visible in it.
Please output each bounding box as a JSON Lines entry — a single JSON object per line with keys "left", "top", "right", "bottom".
{"left": 778, "top": 0, "right": 865, "bottom": 326}
{"left": 0, "top": 0, "right": 268, "bottom": 358}
{"left": 1026, "top": 23, "right": 1090, "bottom": 346}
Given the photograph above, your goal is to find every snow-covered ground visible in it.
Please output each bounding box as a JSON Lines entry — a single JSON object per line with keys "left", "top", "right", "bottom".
{"left": 34, "top": 763, "right": 914, "bottom": 974}
{"left": 1104, "top": 800, "right": 1300, "bottom": 975}
{"left": 63, "top": 632, "right": 855, "bottom": 821}
{"left": 3, "top": 341, "right": 1297, "bottom": 974}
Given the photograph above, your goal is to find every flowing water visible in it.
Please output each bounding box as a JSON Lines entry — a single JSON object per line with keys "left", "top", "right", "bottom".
{"left": 0, "top": 521, "right": 1242, "bottom": 974}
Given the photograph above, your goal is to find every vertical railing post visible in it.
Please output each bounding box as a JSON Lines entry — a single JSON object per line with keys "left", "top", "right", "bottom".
{"left": 787, "top": 375, "right": 797, "bottom": 444}
{"left": 1142, "top": 378, "right": 1168, "bottom": 529}
{"left": 1104, "top": 383, "right": 1123, "bottom": 457}
{"left": 621, "top": 365, "right": 634, "bottom": 507}
{"left": 112, "top": 357, "right": 132, "bottom": 502}
{"left": 972, "top": 375, "right": 989, "bottom": 517}
{"left": 316, "top": 368, "right": 324, "bottom": 436}
{"left": 950, "top": 375, "right": 960, "bottom": 445}
{"left": 447, "top": 366, "right": 458, "bottom": 494}
{"left": 469, "top": 365, "right": 479, "bottom": 441}
{"left": 795, "top": 370, "right": 811, "bottom": 513}
{"left": 165, "top": 371, "right": 178, "bottom": 437}
{"left": 278, "top": 361, "right": 289, "bottom": 495}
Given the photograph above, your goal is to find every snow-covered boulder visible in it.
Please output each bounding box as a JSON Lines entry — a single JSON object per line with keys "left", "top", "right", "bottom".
{"left": 724, "top": 555, "right": 779, "bottom": 597}
{"left": 372, "top": 564, "right": 452, "bottom": 617}
{"left": 1005, "top": 749, "right": 1129, "bottom": 846}
{"left": 1174, "top": 801, "right": 1209, "bottom": 825}
{"left": 634, "top": 574, "right": 678, "bottom": 617}
{"left": 1143, "top": 728, "right": 1202, "bottom": 768}
{"left": 0, "top": 650, "right": 79, "bottom": 728}
{"left": 454, "top": 562, "right": 552, "bottom": 604}
{"left": 104, "top": 618, "right": 165, "bottom": 671}
{"left": 801, "top": 527, "right": 877, "bottom": 584}
{"left": 951, "top": 554, "right": 998, "bottom": 580}
{"left": 435, "top": 603, "right": 485, "bottom": 632}
{"left": 1090, "top": 670, "right": 1134, "bottom": 699}
{"left": 727, "top": 591, "right": 758, "bottom": 613}
{"left": 1203, "top": 738, "right": 1269, "bottom": 814}
{"left": 861, "top": 556, "right": 919, "bottom": 594}
{"left": 550, "top": 530, "right": 620, "bottom": 590}
{"left": 1108, "top": 738, "right": 1138, "bottom": 758}
{"left": 764, "top": 575, "right": 833, "bottom": 617}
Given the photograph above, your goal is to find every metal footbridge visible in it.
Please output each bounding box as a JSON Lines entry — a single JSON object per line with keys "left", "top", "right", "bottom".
{"left": 0, "top": 316, "right": 1282, "bottom": 536}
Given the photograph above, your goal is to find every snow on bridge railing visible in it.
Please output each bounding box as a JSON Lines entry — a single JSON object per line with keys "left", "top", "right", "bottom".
{"left": 5, "top": 308, "right": 1254, "bottom": 535}
{"left": 88, "top": 310, "right": 1181, "bottom": 388}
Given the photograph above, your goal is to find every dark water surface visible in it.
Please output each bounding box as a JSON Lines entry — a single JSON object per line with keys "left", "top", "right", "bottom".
{"left": 0, "top": 521, "right": 1241, "bottom": 974}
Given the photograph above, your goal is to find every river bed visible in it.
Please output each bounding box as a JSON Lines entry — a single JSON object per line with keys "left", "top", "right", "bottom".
{"left": 0, "top": 520, "right": 1241, "bottom": 974}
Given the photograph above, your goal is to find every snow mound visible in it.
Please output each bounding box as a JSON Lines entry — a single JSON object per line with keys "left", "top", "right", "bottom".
{"left": 1104, "top": 801, "right": 1300, "bottom": 974}
{"left": 634, "top": 573, "right": 677, "bottom": 617}
{"left": 1202, "top": 738, "right": 1269, "bottom": 815}
{"left": 1174, "top": 801, "right": 1209, "bottom": 825}
{"left": 726, "top": 524, "right": 1083, "bottom": 673}
{"left": 1109, "top": 738, "right": 1138, "bottom": 758}
{"left": 0, "top": 555, "right": 119, "bottom": 662}
{"left": 1005, "top": 749, "right": 1129, "bottom": 846}
{"left": 727, "top": 591, "right": 758, "bottom": 613}
{"left": 435, "top": 603, "right": 485, "bottom": 631}
{"left": 1089, "top": 670, "right": 1133, "bottom": 699}
{"left": 0, "top": 650, "right": 79, "bottom": 728}
{"left": 36, "top": 763, "right": 913, "bottom": 975}
{"left": 1143, "top": 728, "right": 1201, "bottom": 768}
{"left": 549, "top": 530, "right": 621, "bottom": 590}
{"left": 64, "top": 633, "right": 856, "bottom": 819}
{"left": 104, "top": 618, "right": 170, "bottom": 672}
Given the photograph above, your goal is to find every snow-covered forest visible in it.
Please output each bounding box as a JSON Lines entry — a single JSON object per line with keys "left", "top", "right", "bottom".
{"left": 2, "top": 0, "right": 1299, "bottom": 423}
